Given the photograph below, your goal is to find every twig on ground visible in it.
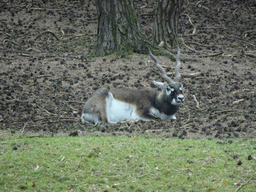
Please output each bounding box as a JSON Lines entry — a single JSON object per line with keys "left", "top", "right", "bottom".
{"left": 184, "top": 14, "right": 197, "bottom": 34}
{"left": 20, "top": 122, "right": 27, "bottom": 135}
{"left": 43, "top": 108, "right": 52, "bottom": 115}
{"left": 35, "top": 30, "right": 59, "bottom": 41}
{"left": 192, "top": 95, "right": 201, "bottom": 109}
{"left": 185, "top": 14, "right": 194, "bottom": 26}
{"left": 184, "top": 41, "right": 214, "bottom": 48}
{"left": 235, "top": 176, "right": 254, "bottom": 192}
{"left": 205, "top": 52, "right": 224, "bottom": 57}
{"left": 20, "top": 53, "right": 30, "bottom": 57}
{"left": 182, "top": 72, "right": 202, "bottom": 77}
{"left": 194, "top": 0, "right": 203, "bottom": 6}
{"left": 167, "top": 72, "right": 202, "bottom": 78}
{"left": 210, "top": 109, "right": 246, "bottom": 115}
{"left": 181, "top": 38, "right": 198, "bottom": 52}
{"left": 2, "top": 39, "right": 19, "bottom": 45}
{"left": 60, "top": 156, "right": 65, "bottom": 162}
{"left": 181, "top": 37, "right": 223, "bottom": 57}
{"left": 232, "top": 99, "right": 245, "bottom": 105}
{"left": 28, "top": 8, "right": 59, "bottom": 11}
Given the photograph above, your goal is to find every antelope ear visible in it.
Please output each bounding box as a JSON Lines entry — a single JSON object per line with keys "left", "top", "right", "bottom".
{"left": 153, "top": 81, "right": 167, "bottom": 89}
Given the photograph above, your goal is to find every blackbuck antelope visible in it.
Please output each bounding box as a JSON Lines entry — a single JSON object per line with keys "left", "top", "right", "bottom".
{"left": 81, "top": 47, "right": 184, "bottom": 125}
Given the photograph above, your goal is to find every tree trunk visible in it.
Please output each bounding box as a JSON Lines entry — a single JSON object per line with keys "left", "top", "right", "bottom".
{"left": 94, "top": 0, "right": 148, "bottom": 56}
{"left": 154, "top": 0, "right": 184, "bottom": 48}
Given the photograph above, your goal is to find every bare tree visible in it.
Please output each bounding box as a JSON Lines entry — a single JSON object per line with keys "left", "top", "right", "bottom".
{"left": 94, "top": 0, "right": 147, "bottom": 56}
{"left": 153, "top": 0, "right": 184, "bottom": 47}
{"left": 94, "top": 0, "right": 184, "bottom": 56}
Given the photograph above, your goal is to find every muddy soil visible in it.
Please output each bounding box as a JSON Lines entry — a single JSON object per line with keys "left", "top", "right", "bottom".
{"left": 0, "top": 0, "right": 255, "bottom": 139}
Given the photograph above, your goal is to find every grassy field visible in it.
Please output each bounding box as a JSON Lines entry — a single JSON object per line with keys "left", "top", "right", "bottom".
{"left": 0, "top": 133, "right": 256, "bottom": 192}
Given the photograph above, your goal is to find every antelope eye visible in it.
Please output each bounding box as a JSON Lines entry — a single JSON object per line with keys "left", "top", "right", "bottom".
{"left": 167, "top": 87, "right": 172, "bottom": 92}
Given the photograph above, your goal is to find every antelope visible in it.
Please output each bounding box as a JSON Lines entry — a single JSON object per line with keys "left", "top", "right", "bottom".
{"left": 81, "top": 47, "right": 184, "bottom": 125}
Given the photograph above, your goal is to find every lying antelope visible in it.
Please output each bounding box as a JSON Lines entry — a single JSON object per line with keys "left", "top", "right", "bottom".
{"left": 81, "top": 47, "right": 184, "bottom": 125}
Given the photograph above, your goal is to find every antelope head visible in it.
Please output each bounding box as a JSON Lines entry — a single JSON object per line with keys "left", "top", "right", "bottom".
{"left": 147, "top": 47, "right": 184, "bottom": 106}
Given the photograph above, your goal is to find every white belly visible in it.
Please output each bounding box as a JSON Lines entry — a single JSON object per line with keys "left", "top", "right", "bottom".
{"left": 106, "top": 92, "right": 147, "bottom": 123}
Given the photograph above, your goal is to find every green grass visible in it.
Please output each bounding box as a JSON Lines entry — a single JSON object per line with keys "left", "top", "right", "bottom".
{"left": 0, "top": 135, "right": 256, "bottom": 191}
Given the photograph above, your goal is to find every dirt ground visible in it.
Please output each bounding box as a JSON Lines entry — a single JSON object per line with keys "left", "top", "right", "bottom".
{"left": 0, "top": 0, "right": 255, "bottom": 139}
